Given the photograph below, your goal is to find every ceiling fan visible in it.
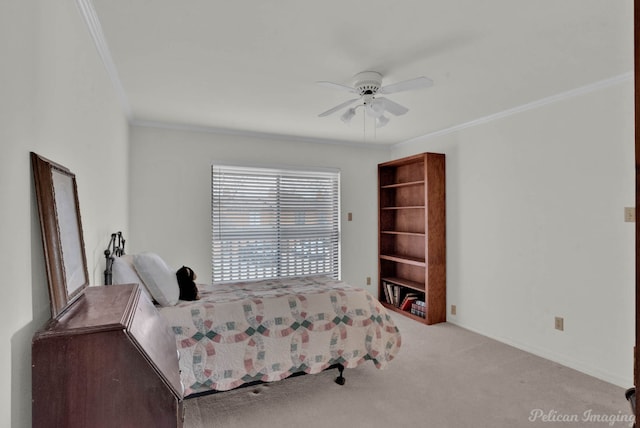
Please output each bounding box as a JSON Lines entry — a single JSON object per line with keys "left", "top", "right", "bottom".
{"left": 317, "top": 71, "right": 433, "bottom": 128}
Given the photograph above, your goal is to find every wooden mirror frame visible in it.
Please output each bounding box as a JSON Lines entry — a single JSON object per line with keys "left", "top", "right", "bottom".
{"left": 31, "top": 152, "right": 89, "bottom": 318}
{"left": 634, "top": 0, "right": 639, "bottom": 413}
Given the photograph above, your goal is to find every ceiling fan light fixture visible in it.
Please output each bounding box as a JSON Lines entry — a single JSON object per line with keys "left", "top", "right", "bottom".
{"left": 376, "top": 115, "right": 390, "bottom": 128}
{"left": 340, "top": 107, "right": 357, "bottom": 124}
{"left": 366, "top": 98, "right": 386, "bottom": 118}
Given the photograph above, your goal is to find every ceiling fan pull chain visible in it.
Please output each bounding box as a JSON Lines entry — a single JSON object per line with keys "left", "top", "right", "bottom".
{"left": 362, "top": 109, "right": 366, "bottom": 142}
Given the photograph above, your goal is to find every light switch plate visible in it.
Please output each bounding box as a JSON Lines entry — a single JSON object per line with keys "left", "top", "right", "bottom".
{"left": 624, "top": 207, "right": 635, "bottom": 223}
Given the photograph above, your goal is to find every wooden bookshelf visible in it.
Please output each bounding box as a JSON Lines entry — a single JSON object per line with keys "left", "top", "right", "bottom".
{"left": 378, "top": 153, "right": 446, "bottom": 325}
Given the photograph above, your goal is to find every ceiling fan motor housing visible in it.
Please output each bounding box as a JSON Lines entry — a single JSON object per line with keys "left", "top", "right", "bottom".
{"left": 353, "top": 71, "right": 382, "bottom": 96}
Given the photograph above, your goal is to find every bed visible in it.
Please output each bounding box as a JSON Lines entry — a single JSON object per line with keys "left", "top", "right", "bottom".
{"left": 104, "top": 232, "right": 402, "bottom": 397}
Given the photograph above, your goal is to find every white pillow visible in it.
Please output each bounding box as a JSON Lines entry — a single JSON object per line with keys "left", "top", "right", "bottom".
{"left": 132, "top": 252, "right": 179, "bottom": 306}
{"left": 111, "top": 255, "right": 154, "bottom": 302}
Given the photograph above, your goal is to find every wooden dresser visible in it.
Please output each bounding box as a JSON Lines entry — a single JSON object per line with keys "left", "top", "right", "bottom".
{"left": 32, "top": 283, "right": 184, "bottom": 428}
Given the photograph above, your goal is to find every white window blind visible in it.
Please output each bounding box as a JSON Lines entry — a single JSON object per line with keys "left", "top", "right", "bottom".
{"left": 211, "top": 165, "right": 340, "bottom": 283}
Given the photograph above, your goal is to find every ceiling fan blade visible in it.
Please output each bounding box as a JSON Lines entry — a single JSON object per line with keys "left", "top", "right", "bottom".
{"left": 377, "top": 97, "right": 409, "bottom": 116}
{"left": 316, "top": 81, "right": 358, "bottom": 93}
{"left": 318, "top": 98, "right": 359, "bottom": 117}
{"left": 378, "top": 76, "right": 433, "bottom": 94}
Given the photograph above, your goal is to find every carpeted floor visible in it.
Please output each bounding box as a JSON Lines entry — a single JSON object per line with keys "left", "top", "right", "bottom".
{"left": 183, "top": 313, "right": 633, "bottom": 428}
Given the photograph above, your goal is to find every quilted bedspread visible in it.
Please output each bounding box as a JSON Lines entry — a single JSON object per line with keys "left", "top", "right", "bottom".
{"left": 158, "top": 275, "right": 402, "bottom": 396}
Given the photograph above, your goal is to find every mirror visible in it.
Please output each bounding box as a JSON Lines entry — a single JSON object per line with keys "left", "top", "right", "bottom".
{"left": 31, "top": 152, "right": 89, "bottom": 318}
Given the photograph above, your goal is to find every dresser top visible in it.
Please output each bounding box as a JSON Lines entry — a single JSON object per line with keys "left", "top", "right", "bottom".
{"left": 35, "top": 284, "right": 138, "bottom": 338}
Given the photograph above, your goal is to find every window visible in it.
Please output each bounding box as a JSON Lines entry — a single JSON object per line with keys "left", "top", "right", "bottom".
{"left": 211, "top": 165, "right": 340, "bottom": 283}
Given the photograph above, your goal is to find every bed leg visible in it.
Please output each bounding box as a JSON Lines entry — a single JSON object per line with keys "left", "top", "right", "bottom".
{"left": 335, "top": 364, "right": 345, "bottom": 386}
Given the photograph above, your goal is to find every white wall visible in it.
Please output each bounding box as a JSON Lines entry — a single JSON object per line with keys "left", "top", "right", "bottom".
{"left": 0, "top": 1, "right": 130, "bottom": 427}
{"left": 392, "top": 80, "right": 635, "bottom": 387}
{"left": 129, "top": 125, "right": 388, "bottom": 290}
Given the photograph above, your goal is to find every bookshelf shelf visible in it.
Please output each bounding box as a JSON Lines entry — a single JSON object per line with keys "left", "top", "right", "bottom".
{"left": 380, "top": 277, "right": 425, "bottom": 292}
{"left": 380, "top": 302, "right": 429, "bottom": 322}
{"left": 380, "top": 231, "right": 425, "bottom": 237}
{"left": 379, "top": 255, "right": 426, "bottom": 267}
{"left": 378, "top": 153, "right": 446, "bottom": 325}
{"left": 380, "top": 180, "right": 425, "bottom": 189}
{"left": 381, "top": 206, "right": 425, "bottom": 210}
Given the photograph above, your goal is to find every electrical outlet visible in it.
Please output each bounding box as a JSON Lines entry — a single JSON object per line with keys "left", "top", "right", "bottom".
{"left": 366, "top": 277, "right": 371, "bottom": 285}
{"left": 554, "top": 316, "right": 564, "bottom": 331}
{"left": 451, "top": 305, "right": 457, "bottom": 315}
{"left": 625, "top": 207, "right": 635, "bottom": 223}
{"left": 347, "top": 212, "right": 353, "bottom": 221}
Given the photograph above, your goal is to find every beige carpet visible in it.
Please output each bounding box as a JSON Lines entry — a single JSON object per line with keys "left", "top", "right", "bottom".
{"left": 183, "top": 313, "right": 633, "bottom": 428}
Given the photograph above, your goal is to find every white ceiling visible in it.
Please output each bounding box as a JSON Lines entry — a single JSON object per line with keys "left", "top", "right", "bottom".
{"left": 88, "top": 0, "right": 633, "bottom": 146}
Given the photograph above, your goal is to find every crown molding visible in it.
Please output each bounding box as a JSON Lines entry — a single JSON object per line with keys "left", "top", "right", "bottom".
{"left": 395, "top": 72, "right": 633, "bottom": 149}
{"left": 75, "top": 0, "right": 132, "bottom": 119}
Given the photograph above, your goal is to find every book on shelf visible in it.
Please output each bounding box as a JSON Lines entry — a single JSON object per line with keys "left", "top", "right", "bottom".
{"left": 382, "top": 280, "right": 399, "bottom": 306}
{"left": 382, "top": 282, "right": 392, "bottom": 304}
{"left": 382, "top": 281, "right": 393, "bottom": 305}
{"left": 411, "top": 300, "right": 426, "bottom": 318}
{"left": 393, "top": 284, "right": 401, "bottom": 306}
{"left": 384, "top": 281, "right": 392, "bottom": 305}
{"left": 381, "top": 281, "right": 396, "bottom": 306}
{"left": 400, "top": 293, "right": 418, "bottom": 311}
{"left": 382, "top": 280, "right": 428, "bottom": 311}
